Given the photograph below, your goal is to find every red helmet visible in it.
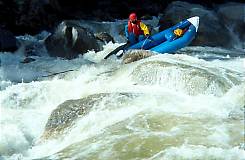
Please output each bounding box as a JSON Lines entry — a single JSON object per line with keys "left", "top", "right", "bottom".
{"left": 129, "top": 13, "right": 137, "bottom": 21}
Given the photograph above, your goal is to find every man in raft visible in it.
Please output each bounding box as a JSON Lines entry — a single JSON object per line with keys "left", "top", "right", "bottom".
{"left": 125, "top": 13, "right": 150, "bottom": 45}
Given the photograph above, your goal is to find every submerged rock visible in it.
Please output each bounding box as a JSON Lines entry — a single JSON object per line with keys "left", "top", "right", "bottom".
{"left": 41, "top": 94, "right": 103, "bottom": 140}
{"left": 45, "top": 20, "right": 101, "bottom": 59}
{"left": 41, "top": 93, "right": 139, "bottom": 140}
{"left": 130, "top": 57, "right": 242, "bottom": 96}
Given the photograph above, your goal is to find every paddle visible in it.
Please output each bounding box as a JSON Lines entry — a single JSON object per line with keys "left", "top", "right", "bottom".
{"left": 104, "top": 42, "right": 130, "bottom": 59}
{"left": 103, "top": 35, "right": 156, "bottom": 59}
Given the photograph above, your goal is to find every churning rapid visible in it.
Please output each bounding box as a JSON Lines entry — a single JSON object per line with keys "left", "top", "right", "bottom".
{"left": 1, "top": 42, "right": 245, "bottom": 160}
{"left": 0, "top": 19, "right": 245, "bottom": 160}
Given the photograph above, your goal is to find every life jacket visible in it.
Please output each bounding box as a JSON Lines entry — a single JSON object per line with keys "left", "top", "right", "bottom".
{"left": 128, "top": 20, "right": 144, "bottom": 37}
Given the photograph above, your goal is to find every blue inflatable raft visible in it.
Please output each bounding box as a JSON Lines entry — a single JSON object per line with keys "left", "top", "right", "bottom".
{"left": 125, "top": 16, "right": 199, "bottom": 54}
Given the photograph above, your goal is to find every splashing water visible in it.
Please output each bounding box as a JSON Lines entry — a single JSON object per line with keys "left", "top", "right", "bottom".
{"left": 0, "top": 40, "right": 245, "bottom": 160}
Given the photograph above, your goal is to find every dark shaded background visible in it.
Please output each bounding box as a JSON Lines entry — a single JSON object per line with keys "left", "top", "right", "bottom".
{"left": 0, "top": 0, "right": 244, "bottom": 35}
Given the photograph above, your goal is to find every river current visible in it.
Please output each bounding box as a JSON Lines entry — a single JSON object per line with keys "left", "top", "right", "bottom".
{"left": 0, "top": 21, "right": 245, "bottom": 160}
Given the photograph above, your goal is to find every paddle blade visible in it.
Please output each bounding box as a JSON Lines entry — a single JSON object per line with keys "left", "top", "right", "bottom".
{"left": 104, "top": 43, "right": 130, "bottom": 59}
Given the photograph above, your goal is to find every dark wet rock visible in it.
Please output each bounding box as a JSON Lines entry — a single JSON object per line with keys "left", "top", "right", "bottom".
{"left": 0, "top": 1, "right": 19, "bottom": 34}
{"left": 217, "top": 3, "right": 245, "bottom": 26}
{"left": 95, "top": 32, "right": 115, "bottom": 43}
{"left": 158, "top": 1, "right": 233, "bottom": 48}
{"left": 16, "top": 0, "right": 58, "bottom": 34}
{"left": 0, "top": 28, "right": 18, "bottom": 52}
{"left": 45, "top": 20, "right": 101, "bottom": 59}
{"left": 0, "top": 0, "right": 244, "bottom": 35}
{"left": 48, "top": 0, "right": 164, "bottom": 21}
{"left": 20, "top": 57, "right": 36, "bottom": 63}
{"left": 217, "top": 3, "right": 245, "bottom": 47}
{"left": 0, "top": 0, "right": 59, "bottom": 35}
{"left": 12, "top": 0, "right": 162, "bottom": 34}
{"left": 158, "top": 2, "right": 205, "bottom": 31}
{"left": 122, "top": 50, "right": 153, "bottom": 64}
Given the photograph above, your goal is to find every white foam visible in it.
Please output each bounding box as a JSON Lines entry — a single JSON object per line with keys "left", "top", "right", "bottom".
{"left": 0, "top": 45, "right": 244, "bottom": 159}
{"left": 158, "top": 145, "right": 245, "bottom": 160}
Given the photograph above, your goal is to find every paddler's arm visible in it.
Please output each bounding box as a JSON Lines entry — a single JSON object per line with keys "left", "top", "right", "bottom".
{"left": 139, "top": 22, "right": 150, "bottom": 36}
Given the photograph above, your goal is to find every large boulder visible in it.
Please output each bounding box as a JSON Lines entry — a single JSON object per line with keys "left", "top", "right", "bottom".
{"left": 45, "top": 20, "right": 101, "bottom": 59}
{"left": 217, "top": 3, "right": 245, "bottom": 48}
{"left": 158, "top": 1, "right": 233, "bottom": 48}
{"left": 40, "top": 93, "right": 139, "bottom": 140}
{"left": 0, "top": 28, "right": 18, "bottom": 52}
{"left": 40, "top": 95, "right": 100, "bottom": 140}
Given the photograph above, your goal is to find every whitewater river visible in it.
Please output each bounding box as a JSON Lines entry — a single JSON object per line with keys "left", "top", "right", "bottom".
{"left": 0, "top": 38, "right": 245, "bottom": 159}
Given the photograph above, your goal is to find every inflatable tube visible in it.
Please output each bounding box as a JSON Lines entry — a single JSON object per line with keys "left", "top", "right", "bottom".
{"left": 125, "top": 16, "right": 199, "bottom": 54}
